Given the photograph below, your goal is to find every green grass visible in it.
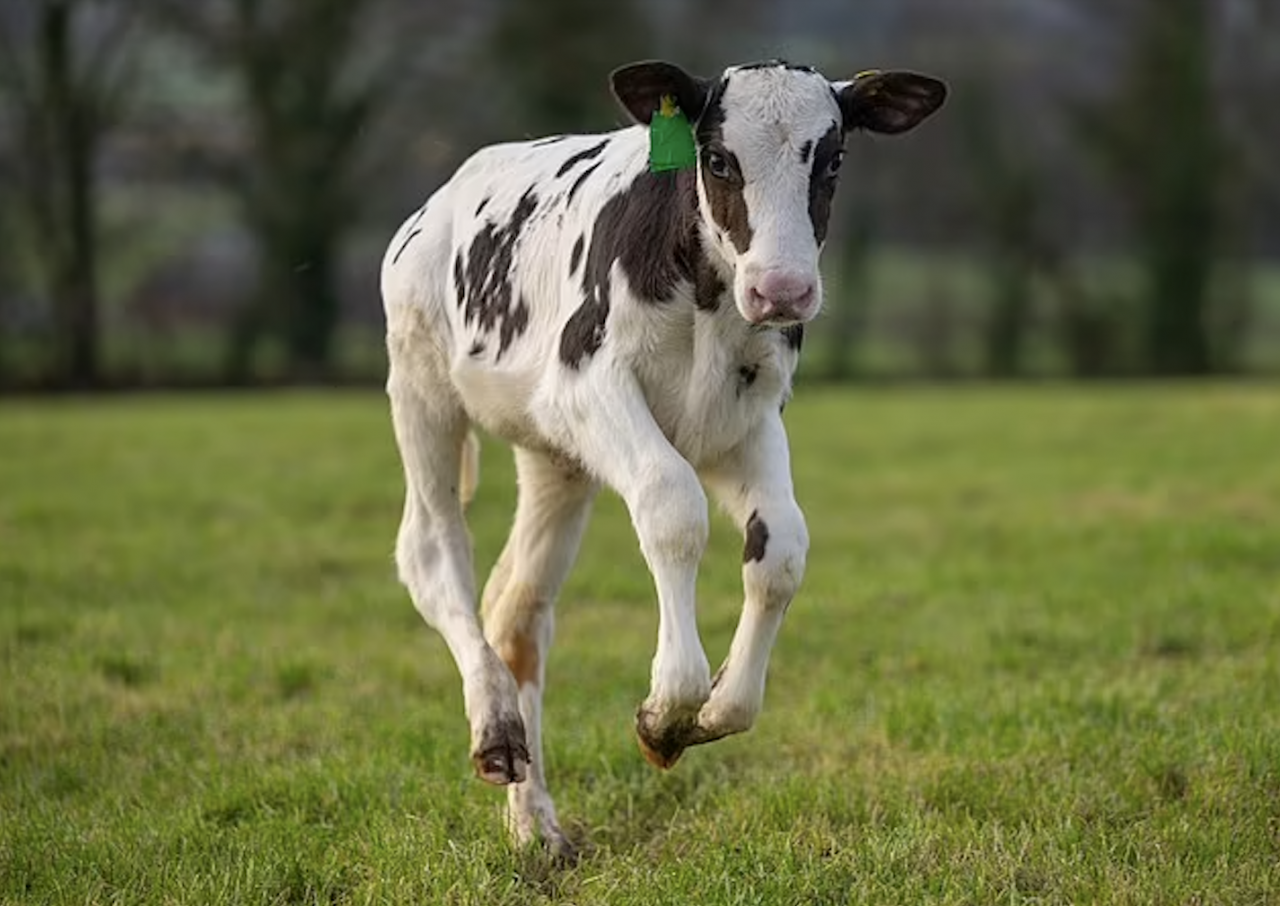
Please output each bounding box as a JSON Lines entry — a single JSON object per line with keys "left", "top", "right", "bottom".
{"left": 2, "top": 386, "right": 1279, "bottom": 904}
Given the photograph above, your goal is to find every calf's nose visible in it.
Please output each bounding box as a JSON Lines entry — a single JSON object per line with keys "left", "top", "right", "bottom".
{"left": 746, "top": 269, "right": 817, "bottom": 323}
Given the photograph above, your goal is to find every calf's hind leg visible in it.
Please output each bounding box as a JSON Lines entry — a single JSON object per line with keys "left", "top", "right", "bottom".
{"left": 387, "top": 344, "right": 528, "bottom": 785}
{"left": 482, "top": 448, "right": 596, "bottom": 856}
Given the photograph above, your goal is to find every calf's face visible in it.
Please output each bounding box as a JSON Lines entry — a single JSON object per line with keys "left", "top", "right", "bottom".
{"left": 612, "top": 60, "right": 946, "bottom": 326}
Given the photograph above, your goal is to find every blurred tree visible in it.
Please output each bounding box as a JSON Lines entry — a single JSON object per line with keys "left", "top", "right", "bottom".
{"left": 0, "top": 191, "right": 10, "bottom": 383}
{"left": 490, "top": 0, "right": 653, "bottom": 134}
{"left": 1218, "top": 0, "right": 1277, "bottom": 371}
{"left": 667, "top": 0, "right": 769, "bottom": 74}
{"left": 0, "top": 0, "right": 138, "bottom": 386}
{"left": 1073, "top": 0, "right": 1223, "bottom": 375}
{"left": 958, "top": 78, "right": 1043, "bottom": 378}
{"left": 150, "top": 0, "right": 447, "bottom": 380}
{"left": 1225, "top": 0, "right": 1280, "bottom": 221}
{"left": 821, "top": 207, "right": 873, "bottom": 381}
{"left": 1041, "top": 253, "right": 1127, "bottom": 379}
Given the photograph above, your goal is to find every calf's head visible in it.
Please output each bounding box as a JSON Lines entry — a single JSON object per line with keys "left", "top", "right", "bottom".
{"left": 612, "top": 60, "right": 945, "bottom": 326}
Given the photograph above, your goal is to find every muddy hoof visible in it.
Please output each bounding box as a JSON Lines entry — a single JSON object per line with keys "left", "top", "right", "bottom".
{"left": 545, "top": 830, "right": 579, "bottom": 866}
{"left": 634, "top": 709, "right": 695, "bottom": 770}
{"left": 472, "top": 718, "right": 530, "bottom": 785}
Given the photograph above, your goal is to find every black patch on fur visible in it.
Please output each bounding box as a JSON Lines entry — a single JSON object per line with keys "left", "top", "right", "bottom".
{"left": 391, "top": 227, "right": 422, "bottom": 263}
{"left": 808, "top": 122, "right": 842, "bottom": 244}
{"left": 782, "top": 324, "right": 805, "bottom": 352}
{"left": 694, "top": 83, "right": 752, "bottom": 254}
{"left": 799, "top": 140, "right": 813, "bottom": 164}
{"left": 453, "top": 252, "right": 466, "bottom": 306}
{"left": 743, "top": 510, "right": 770, "bottom": 563}
{"left": 701, "top": 148, "right": 752, "bottom": 254}
{"left": 695, "top": 79, "right": 727, "bottom": 145}
{"left": 592, "top": 169, "right": 699, "bottom": 301}
{"left": 569, "top": 235, "right": 585, "bottom": 276}
{"left": 497, "top": 295, "right": 530, "bottom": 359}
{"left": 475, "top": 196, "right": 490, "bottom": 216}
{"left": 737, "top": 363, "right": 758, "bottom": 394}
{"left": 567, "top": 161, "right": 602, "bottom": 205}
{"left": 555, "top": 140, "right": 609, "bottom": 178}
{"left": 468, "top": 340, "right": 486, "bottom": 357}
{"left": 694, "top": 253, "right": 725, "bottom": 312}
{"left": 560, "top": 169, "right": 701, "bottom": 368}
{"left": 458, "top": 188, "right": 539, "bottom": 354}
{"left": 559, "top": 296, "right": 609, "bottom": 368}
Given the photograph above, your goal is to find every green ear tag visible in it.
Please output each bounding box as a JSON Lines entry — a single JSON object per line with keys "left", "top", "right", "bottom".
{"left": 649, "top": 95, "right": 696, "bottom": 173}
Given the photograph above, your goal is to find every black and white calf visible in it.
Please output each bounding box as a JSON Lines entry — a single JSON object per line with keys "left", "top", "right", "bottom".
{"left": 381, "top": 59, "right": 944, "bottom": 852}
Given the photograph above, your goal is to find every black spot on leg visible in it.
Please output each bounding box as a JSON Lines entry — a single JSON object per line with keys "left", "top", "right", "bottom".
{"left": 744, "top": 510, "right": 770, "bottom": 563}
{"left": 569, "top": 235, "right": 585, "bottom": 277}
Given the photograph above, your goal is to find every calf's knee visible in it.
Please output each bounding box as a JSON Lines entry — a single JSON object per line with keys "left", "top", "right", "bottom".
{"left": 742, "top": 504, "right": 808, "bottom": 606}
{"left": 629, "top": 465, "right": 709, "bottom": 565}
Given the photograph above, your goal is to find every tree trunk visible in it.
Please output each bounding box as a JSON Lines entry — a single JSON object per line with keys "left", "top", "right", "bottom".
{"left": 42, "top": 1, "right": 100, "bottom": 386}
{"left": 984, "top": 257, "right": 1032, "bottom": 379}
{"left": 279, "top": 232, "right": 339, "bottom": 380}
{"left": 1136, "top": 0, "right": 1217, "bottom": 375}
{"left": 822, "top": 211, "right": 872, "bottom": 381}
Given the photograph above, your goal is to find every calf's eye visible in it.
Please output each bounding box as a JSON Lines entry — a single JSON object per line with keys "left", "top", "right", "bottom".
{"left": 826, "top": 151, "right": 845, "bottom": 178}
{"left": 705, "top": 151, "right": 731, "bottom": 180}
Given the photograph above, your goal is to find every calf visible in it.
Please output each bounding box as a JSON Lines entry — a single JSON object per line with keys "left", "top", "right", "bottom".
{"left": 381, "top": 59, "right": 945, "bottom": 854}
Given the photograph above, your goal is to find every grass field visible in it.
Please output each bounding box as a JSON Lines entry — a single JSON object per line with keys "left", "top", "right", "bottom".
{"left": 2, "top": 386, "right": 1279, "bottom": 904}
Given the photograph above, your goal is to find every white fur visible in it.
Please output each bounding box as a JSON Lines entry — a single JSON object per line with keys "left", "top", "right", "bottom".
{"left": 381, "top": 67, "right": 847, "bottom": 852}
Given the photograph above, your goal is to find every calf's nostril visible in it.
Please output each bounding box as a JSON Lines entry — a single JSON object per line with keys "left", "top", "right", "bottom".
{"left": 753, "top": 271, "right": 816, "bottom": 306}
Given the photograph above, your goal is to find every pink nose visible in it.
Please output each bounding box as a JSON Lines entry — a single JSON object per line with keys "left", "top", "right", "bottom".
{"left": 746, "top": 270, "right": 816, "bottom": 323}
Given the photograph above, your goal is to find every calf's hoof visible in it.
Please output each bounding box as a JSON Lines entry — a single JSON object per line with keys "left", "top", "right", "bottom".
{"left": 543, "top": 828, "right": 579, "bottom": 866}
{"left": 472, "top": 716, "right": 530, "bottom": 785}
{"left": 634, "top": 707, "right": 698, "bottom": 770}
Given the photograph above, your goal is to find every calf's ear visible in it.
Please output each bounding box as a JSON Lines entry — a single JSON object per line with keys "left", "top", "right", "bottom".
{"left": 835, "top": 70, "right": 947, "bottom": 135}
{"left": 611, "top": 61, "right": 711, "bottom": 125}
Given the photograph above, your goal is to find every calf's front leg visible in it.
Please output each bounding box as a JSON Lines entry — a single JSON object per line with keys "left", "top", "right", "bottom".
{"left": 694, "top": 413, "right": 808, "bottom": 747}
{"left": 551, "top": 370, "right": 712, "bottom": 769}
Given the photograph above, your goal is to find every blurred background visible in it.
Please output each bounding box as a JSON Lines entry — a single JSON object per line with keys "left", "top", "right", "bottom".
{"left": 0, "top": 0, "right": 1277, "bottom": 391}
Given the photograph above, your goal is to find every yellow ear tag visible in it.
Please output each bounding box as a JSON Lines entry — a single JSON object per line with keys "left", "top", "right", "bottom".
{"left": 854, "top": 69, "right": 883, "bottom": 96}
{"left": 649, "top": 94, "right": 696, "bottom": 173}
